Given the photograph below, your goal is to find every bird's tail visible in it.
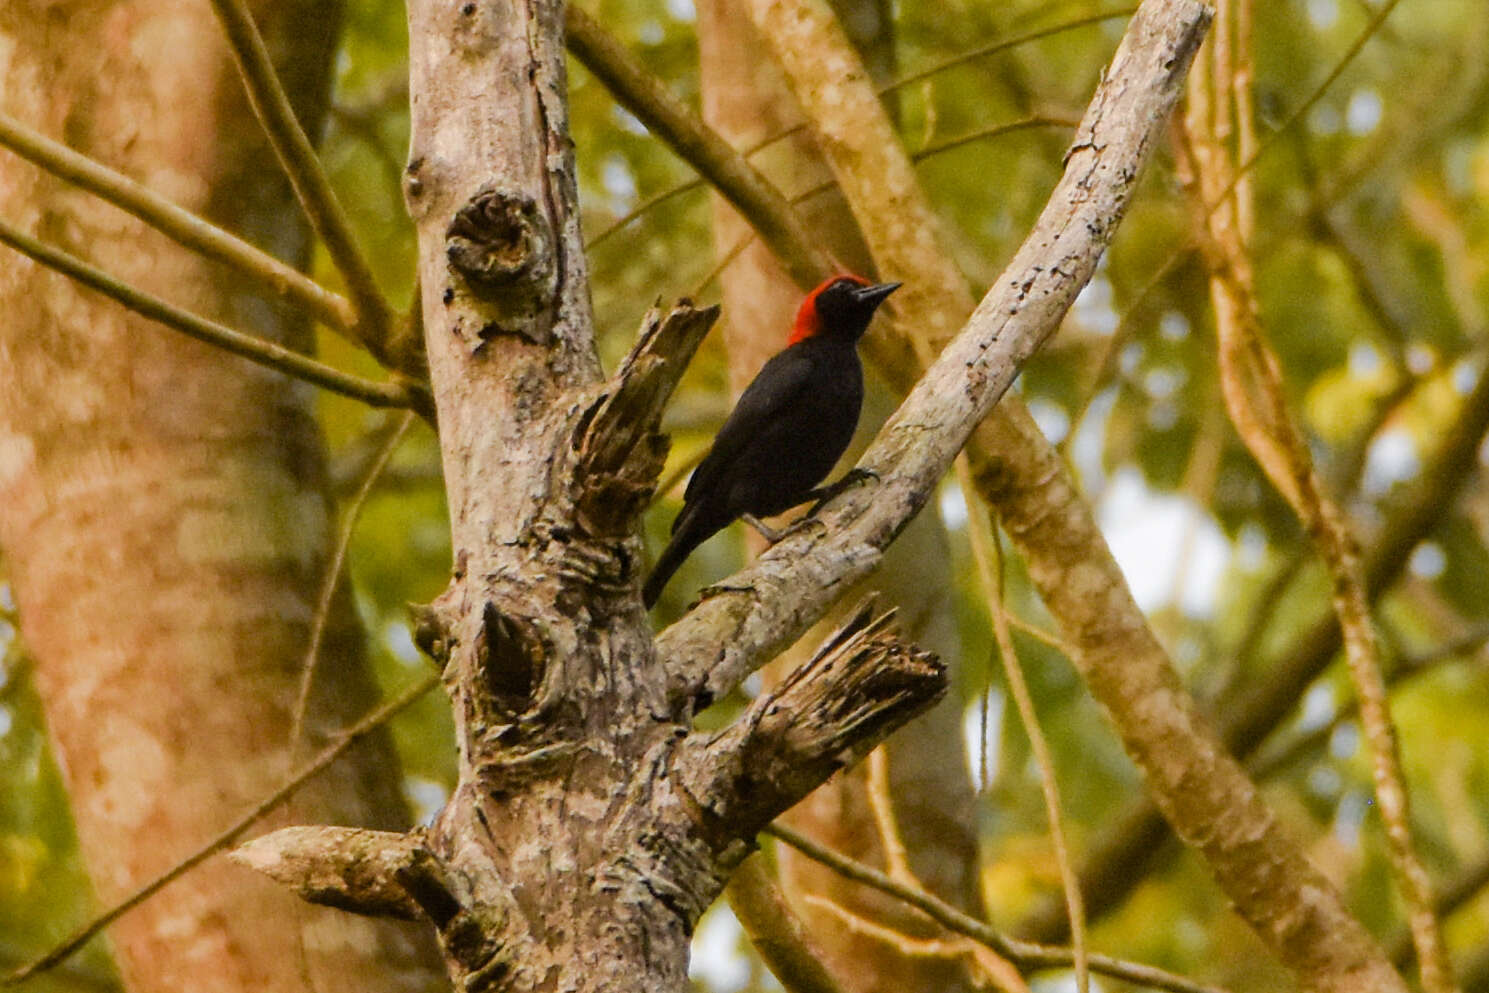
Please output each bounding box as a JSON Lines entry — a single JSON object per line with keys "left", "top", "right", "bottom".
{"left": 642, "top": 504, "right": 711, "bottom": 608}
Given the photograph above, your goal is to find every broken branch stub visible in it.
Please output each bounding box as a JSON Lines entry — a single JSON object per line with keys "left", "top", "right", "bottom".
{"left": 681, "top": 600, "right": 948, "bottom": 838}
{"left": 574, "top": 300, "right": 720, "bottom": 536}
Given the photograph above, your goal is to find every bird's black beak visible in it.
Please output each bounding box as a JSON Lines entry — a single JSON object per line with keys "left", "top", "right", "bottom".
{"left": 851, "top": 281, "right": 901, "bottom": 309}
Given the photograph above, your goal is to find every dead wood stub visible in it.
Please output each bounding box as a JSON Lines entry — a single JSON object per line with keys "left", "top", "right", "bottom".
{"left": 444, "top": 186, "right": 558, "bottom": 345}
{"left": 573, "top": 301, "right": 719, "bottom": 539}
{"left": 682, "top": 604, "right": 948, "bottom": 839}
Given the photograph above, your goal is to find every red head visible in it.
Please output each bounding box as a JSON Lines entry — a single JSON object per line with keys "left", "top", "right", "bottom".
{"left": 788, "top": 274, "right": 901, "bottom": 346}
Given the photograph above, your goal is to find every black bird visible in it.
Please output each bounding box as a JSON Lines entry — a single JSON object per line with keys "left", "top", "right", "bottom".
{"left": 643, "top": 275, "right": 899, "bottom": 608}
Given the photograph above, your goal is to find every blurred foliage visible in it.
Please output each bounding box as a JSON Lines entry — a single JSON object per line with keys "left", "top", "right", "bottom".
{"left": 6, "top": 0, "right": 1489, "bottom": 990}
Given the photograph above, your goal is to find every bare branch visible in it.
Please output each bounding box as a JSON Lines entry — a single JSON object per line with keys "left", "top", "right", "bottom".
{"left": 1254, "top": 624, "right": 1489, "bottom": 780}
{"left": 1204, "top": 0, "right": 1406, "bottom": 212}
{"left": 580, "top": 7, "right": 1131, "bottom": 252}
{"left": 1391, "top": 850, "right": 1489, "bottom": 969}
{"left": 1020, "top": 355, "right": 1489, "bottom": 943}
{"left": 1181, "top": 26, "right": 1452, "bottom": 983}
{"left": 717, "top": 0, "right": 1407, "bottom": 988}
{"left": 207, "top": 0, "right": 411, "bottom": 373}
{"left": 801, "top": 896, "right": 1030, "bottom": 993}
{"left": 574, "top": 301, "right": 720, "bottom": 535}
{"left": 565, "top": 6, "right": 828, "bottom": 288}
{"left": 0, "top": 110, "right": 356, "bottom": 334}
{"left": 957, "top": 458, "right": 1088, "bottom": 993}
{"left": 290, "top": 413, "right": 418, "bottom": 754}
{"left": 766, "top": 824, "right": 1232, "bottom": 993}
{"left": 231, "top": 827, "right": 428, "bottom": 920}
{"left": 682, "top": 601, "right": 947, "bottom": 835}
{"left": 726, "top": 855, "right": 850, "bottom": 993}
{"left": 0, "top": 215, "right": 427, "bottom": 414}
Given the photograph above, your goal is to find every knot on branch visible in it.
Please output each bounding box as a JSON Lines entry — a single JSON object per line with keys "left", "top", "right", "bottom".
{"left": 679, "top": 599, "right": 947, "bottom": 839}
{"left": 446, "top": 188, "right": 555, "bottom": 341}
{"left": 571, "top": 300, "right": 719, "bottom": 536}
{"left": 447, "top": 187, "right": 551, "bottom": 289}
{"left": 410, "top": 600, "right": 454, "bottom": 669}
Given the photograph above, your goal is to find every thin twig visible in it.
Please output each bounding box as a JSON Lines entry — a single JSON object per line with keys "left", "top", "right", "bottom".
{"left": 764, "top": 823, "right": 1232, "bottom": 993}
{"left": 566, "top": 4, "right": 827, "bottom": 288}
{"left": 955, "top": 457, "right": 1088, "bottom": 993}
{"left": 888, "top": 7, "right": 1138, "bottom": 96}
{"left": 289, "top": 413, "right": 416, "bottom": 757}
{"left": 207, "top": 0, "right": 397, "bottom": 362}
{"left": 1250, "top": 623, "right": 1489, "bottom": 781}
{"left": 683, "top": 117, "right": 1073, "bottom": 300}
{"left": 0, "top": 215, "right": 422, "bottom": 413}
{"left": 3, "top": 675, "right": 439, "bottom": 986}
{"left": 910, "top": 117, "right": 1081, "bottom": 161}
{"left": 0, "top": 111, "right": 355, "bottom": 334}
{"left": 802, "top": 895, "right": 1030, "bottom": 993}
{"left": 1391, "top": 851, "right": 1489, "bottom": 968}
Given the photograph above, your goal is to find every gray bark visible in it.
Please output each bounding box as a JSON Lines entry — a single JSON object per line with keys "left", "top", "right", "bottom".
{"left": 236, "top": 2, "right": 1213, "bottom": 991}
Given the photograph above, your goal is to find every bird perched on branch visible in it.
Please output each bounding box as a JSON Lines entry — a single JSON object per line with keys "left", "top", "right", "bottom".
{"left": 643, "top": 274, "right": 900, "bottom": 608}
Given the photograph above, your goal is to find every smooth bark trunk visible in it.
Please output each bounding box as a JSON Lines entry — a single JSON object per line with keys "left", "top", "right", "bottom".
{"left": 0, "top": 3, "right": 444, "bottom": 993}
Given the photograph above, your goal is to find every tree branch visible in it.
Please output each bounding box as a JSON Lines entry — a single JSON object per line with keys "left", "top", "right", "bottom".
{"left": 766, "top": 824, "right": 1232, "bottom": 993}
{"left": 207, "top": 0, "right": 412, "bottom": 372}
{"left": 574, "top": 300, "right": 720, "bottom": 535}
{"left": 0, "top": 110, "right": 357, "bottom": 335}
{"left": 1019, "top": 353, "right": 1489, "bottom": 942}
{"left": 1179, "top": 47, "right": 1451, "bottom": 984}
{"left": 681, "top": 601, "right": 947, "bottom": 836}
{"left": 230, "top": 827, "right": 429, "bottom": 920}
{"left": 673, "top": 0, "right": 1406, "bottom": 988}
{"left": 290, "top": 413, "right": 418, "bottom": 754}
{"left": 579, "top": 7, "right": 1131, "bottom": 252}
{"left": 0, "top": 215, "right": 428, "bottom": 415}
{"left": 565, "top": 6, "right": 828, "bottom": 288}
{"left": 726, "top": 856, "right": 850, "bottom": 993}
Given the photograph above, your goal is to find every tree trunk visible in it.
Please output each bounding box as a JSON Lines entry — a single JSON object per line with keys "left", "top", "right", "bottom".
{"left": 0, "top": 3, "right": 444, "bottom": 992}
{"left": 231, "top": 3, "right": 1213, "bottom": 992}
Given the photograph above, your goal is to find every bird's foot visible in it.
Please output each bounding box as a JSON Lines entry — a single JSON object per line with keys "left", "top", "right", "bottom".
{"left": 741, "top": 513, "right": 787, "bottom": 544}
{"left": 804, "top": 466, "right": 879, "bottom": 517}
{"left": 743, "top": 512, "right": 827, "bottom": 545}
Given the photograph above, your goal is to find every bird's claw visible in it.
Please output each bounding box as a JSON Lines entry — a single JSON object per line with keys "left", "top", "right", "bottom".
{"left": 805, "top": 466, "right": 879, "bottom": 517}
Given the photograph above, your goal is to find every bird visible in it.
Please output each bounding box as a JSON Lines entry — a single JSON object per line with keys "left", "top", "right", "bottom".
{"left": 643, "top": 274, "right": 900, "bottom": 608}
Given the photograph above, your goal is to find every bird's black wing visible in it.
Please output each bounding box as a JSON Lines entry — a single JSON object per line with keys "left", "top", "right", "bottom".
{"left": 680, "top": 346, "right": 816, "bottom": 511}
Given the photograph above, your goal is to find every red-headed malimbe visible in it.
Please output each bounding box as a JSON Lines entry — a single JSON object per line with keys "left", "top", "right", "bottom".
{"left": 643, "top": 275, "right": 899, "bottom": 608}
